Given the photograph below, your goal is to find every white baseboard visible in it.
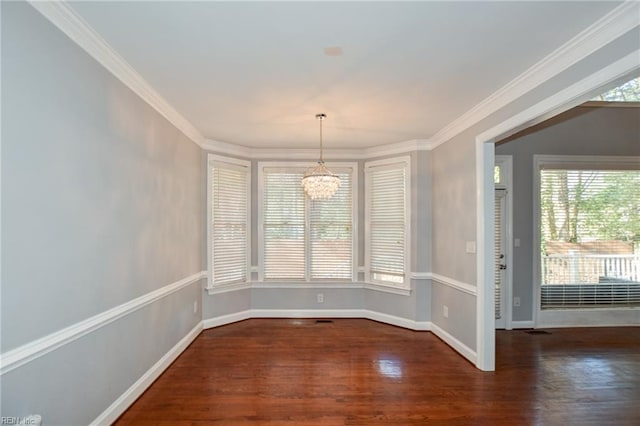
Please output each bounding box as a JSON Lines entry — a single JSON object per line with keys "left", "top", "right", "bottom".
{"left": 430, "top": 322, "right": 477, "bottom": 365}
{"left": 202, "top": 310, "right": 252, "bottom": 329}
{"left": 250, "top": 308, "right": 366, "bottom": 319}
{"left": 203, "top": 309, "right": 432, "bottom": 332}
{"left": 91, "top": 321, "right": 203, "bottom": 426}
{"left": 366, "top": 310, "right": 431, "bottom": 331}
{"left": 511, "top": 320, "right": 535, "bottom": 329}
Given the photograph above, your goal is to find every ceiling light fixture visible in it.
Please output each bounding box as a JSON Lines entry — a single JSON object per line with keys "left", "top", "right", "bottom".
{"left": 301, "top": 113, "right": 341, "bottom": 200}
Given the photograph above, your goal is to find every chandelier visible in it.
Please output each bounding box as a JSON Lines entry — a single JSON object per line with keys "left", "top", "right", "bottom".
{"left": 301, "top": 113, "right": 341, "bottom": 200}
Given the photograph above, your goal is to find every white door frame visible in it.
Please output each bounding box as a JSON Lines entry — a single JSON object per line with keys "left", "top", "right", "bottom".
{"left": 474, "top": 54, "right": 639, "bottom": 371}
{"left": 494, "top": 156, "right": 513, "bottom": 330}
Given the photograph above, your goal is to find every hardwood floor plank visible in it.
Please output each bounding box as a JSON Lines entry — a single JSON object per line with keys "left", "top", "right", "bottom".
{"left": 114, "top": 319, "right": 640, "bottom": 425}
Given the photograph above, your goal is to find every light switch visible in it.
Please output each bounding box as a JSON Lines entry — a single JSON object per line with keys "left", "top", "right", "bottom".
{"left": 514, "top": 238, "right": 521, "bottom": 247}
{"left": 466, "top": 241, "right": 476, "bottom": 253}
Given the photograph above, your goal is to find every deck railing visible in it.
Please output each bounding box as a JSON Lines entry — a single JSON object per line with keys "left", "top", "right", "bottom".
{"left": 542, "top": 254, "right": 640, "bottom": 285}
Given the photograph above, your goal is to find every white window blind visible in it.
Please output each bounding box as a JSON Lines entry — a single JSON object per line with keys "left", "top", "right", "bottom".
{"left": 261, "top": 165, "right": 354, "bottom": 281}
{"left": 539, "top": 166, "right": 640, "bottom": 308}
{"left": 310, "top": 171, "right": 353, "bottom": 280}
{"left": 210, "top": 159, "right": 249, "bottom": 286}
{"left": 366, "top": 159, "right": 409, "bottom": 287}
{"left": 263, "top": 170, "right": 306, "bottom": 280}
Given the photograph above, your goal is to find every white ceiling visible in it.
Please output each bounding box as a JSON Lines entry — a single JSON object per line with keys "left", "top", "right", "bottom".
{"left": 69, "top": 1, "right": 620, "bottom": 149}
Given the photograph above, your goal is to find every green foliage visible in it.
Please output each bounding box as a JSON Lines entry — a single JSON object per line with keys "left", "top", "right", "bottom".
{"left": 592, "top": 76, "right": 640, "bottom": 102}
{"left": 581, "top": 172, "right": 640, "bottom": 241}
{"left": 540, "top": 170, "right": 640, "bottom": 248}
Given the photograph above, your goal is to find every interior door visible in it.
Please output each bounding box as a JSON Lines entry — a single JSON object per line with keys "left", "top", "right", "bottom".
{"left": 495, "top": 188, "right": 507, "bottom": 329}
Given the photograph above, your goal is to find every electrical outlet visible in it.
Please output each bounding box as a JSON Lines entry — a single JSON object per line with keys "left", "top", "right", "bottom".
{"left": 317, "top": 293, "right": 324, "bottom": 303}
{"left": 465, "top": 241, "right": 476, "bottom": 253}
{"left": 193, "top": 300, "right": 198, "bottom": 313}
{"left": 443, "top": 305, "right": 449, "bottom": 318}
{"left": 513, "top": 297, "right": 521, "bottom": 307}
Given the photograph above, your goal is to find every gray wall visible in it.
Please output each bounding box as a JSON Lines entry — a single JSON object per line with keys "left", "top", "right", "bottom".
{"left": 430, "top": 25, "right": 639, "bottom": 352}
{"left": 496, "top": 105, "right": 640, "bottom": 322}
{"left": 201, "top": 149, "right": 433, "bottom": 323}
{"left": 1, "top": 3, "right": 203, "bottom": 424}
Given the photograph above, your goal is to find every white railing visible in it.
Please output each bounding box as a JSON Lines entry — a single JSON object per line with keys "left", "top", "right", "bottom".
{"left": 542, "top": 254, "right": 640, "bottom": 285}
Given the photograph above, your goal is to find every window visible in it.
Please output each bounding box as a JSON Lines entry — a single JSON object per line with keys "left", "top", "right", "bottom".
{"left": 536, "top": 156, "right": 640, "bottom": 308}
{"left": 365, "top": 157, "right": 410, "bottom": 289}
{"left": 591, "top": 76, "right": 640, "bottom": 102}
{"left": 207, "top": 155, "right": 250, "bottom": 287}
{"left": 259, "top": 163, "right": 356, "bottom": 281}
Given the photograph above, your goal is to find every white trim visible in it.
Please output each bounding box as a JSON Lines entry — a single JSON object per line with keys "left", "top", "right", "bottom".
{"left": 364, "top": 156, "right": 412, "bottom": 291}
{"left": 366, "top": 310, "right": 430, "bottom": 331}
{"left": 511, "top": 321, "right": 535, "bottom": 329}
{"left": 207, "top": 154, "right": 251, "bottom": 168}
{"left": 251, "top": 308, "right": 366, "bottom": 319}
{"left": 252, "top": 282, "right": 364, "bottom": 290}
{"left": 476, "top": 51, "right": 640, "bottom": 145}
{"left": 31, "top": 0, "right": 636, "bottom": 160}
{"left": 363, "top": 282, "right": 412, "bottom": 296}
{"left": 476, "top": 142, "right": 496, "bottom": 371}
{"left": 205, "top": 281, "right": 252, "bottom": 295}
{"left": 494, "top": 155, "right": 513, "bottom": 330}
{"left": 202, "top": 280, "right": 414, "bottom": 296}
{"left": 0, "top": 271, "right": 205, "bottom": 376}
{"left": 91, "top": 321, "right": 203, "bottom": 425}
{"left": 257, "top": 161, "right": 359, "bottom": 283}
{"left": 429, "top": 322, "right": 478, "bottom": 365}
{"left": 203, "top": 309, "right": 431, "bottom": 331}
{"left": 534, "top": 154, "right": 640, "bottom": 170}
{"left": 410, "top": 272, "right": 432, "bottom": 280}
{"left": 203, "top": 139, "right": 430, "bottom": 160}
{"left": 202, "top": 310, "right": 252, "bottom": 329}
{"left": 206, "top": 154, "right": 251, "bottom": 289}
{"left": 475, "top": 52, "right": 640, "bottom": 372}
{"left": 428, "top": 1, "right": 640, "bottom": 150}
{"left": 533, "top": 155, "right": 640, "bottom": 324}
{"left": 28, "top": 1, "right": 206, "bottom": 148}
{"left": 430, "top": 274, "right": 477, "bottom": 296}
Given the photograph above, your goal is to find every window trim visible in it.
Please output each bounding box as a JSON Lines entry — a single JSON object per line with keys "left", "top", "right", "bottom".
{"left": 533, "top": 155, "right": 640, "bottom": 317}
{"left": 257, "top": 161, "right": 359, "bottom": 282}
{"left": 206, "top": 154, "right": 251, "bottom": 290}
{"left": 364, "top": 156, "right": 411, "bottom": 290}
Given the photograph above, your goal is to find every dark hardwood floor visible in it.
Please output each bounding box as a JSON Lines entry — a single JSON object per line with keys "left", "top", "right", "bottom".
{"left": 115, "top": 319, "right": 640, "bottom": 425}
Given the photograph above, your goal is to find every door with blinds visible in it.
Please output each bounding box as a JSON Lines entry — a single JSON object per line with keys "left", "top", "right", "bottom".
{"left": 495, "top": 188, "right": 507, "bottom": 329}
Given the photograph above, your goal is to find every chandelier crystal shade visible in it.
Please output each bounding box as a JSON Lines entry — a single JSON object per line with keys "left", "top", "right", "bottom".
{"left": 301, "top": 114, "right": 341, "bottom": 200}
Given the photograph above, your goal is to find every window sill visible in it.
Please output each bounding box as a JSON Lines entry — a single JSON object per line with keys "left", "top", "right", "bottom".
{"left": 363, "top": 282, "right": 412, "bottom": 296}
{"left": 205, "top": 281, "right": 412, "bottom": 296}
{"left": 205, "top": 281, "right": 252, "bottom": 295}
{"left": 253, "top": 281, "right": 363, "bottom": 289}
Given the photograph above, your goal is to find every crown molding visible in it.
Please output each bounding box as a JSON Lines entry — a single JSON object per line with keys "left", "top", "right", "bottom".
{"left": 203, "top": 138, "right": 431, "bottom": 160}
{"left": 428, "top": 1, "right": 640, "bottom": 150}
{"left": 28, "top": 1, "right": 206, "bottom": 148}
{"left": 476, "top": 50, "right": 640, "bottom": 145}
{"left": 30, "top": 1, "right": 637, "bottom": 155}
{"left": 28, "top": 0, "right": 431, "bottom": 158}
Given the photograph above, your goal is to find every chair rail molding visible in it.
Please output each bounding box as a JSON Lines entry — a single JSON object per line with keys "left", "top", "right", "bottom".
{"left": 0, "top": 271, "right": 206, "bottom": 376}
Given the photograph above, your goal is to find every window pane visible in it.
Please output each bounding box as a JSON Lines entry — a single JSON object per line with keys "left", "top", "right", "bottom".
{"left": 539, "top": 168, "right": 640, "bottom": 308}
{"left": 211, "top": 163, "right": 248, "bottom": 285}
{"left": 263, "top": 171, "right": 306, "bottom": 280}
{"left": 367, "top": 162, "right": 407, "bottom": 287}
{"left": 591, "top": 76, "right": 640, "bottom": 102}
{"left": 262, "top": 167, "right": 354, "bottom": 281}
{"left": 310, "top": 171, "right": 353, "bottom": 279}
